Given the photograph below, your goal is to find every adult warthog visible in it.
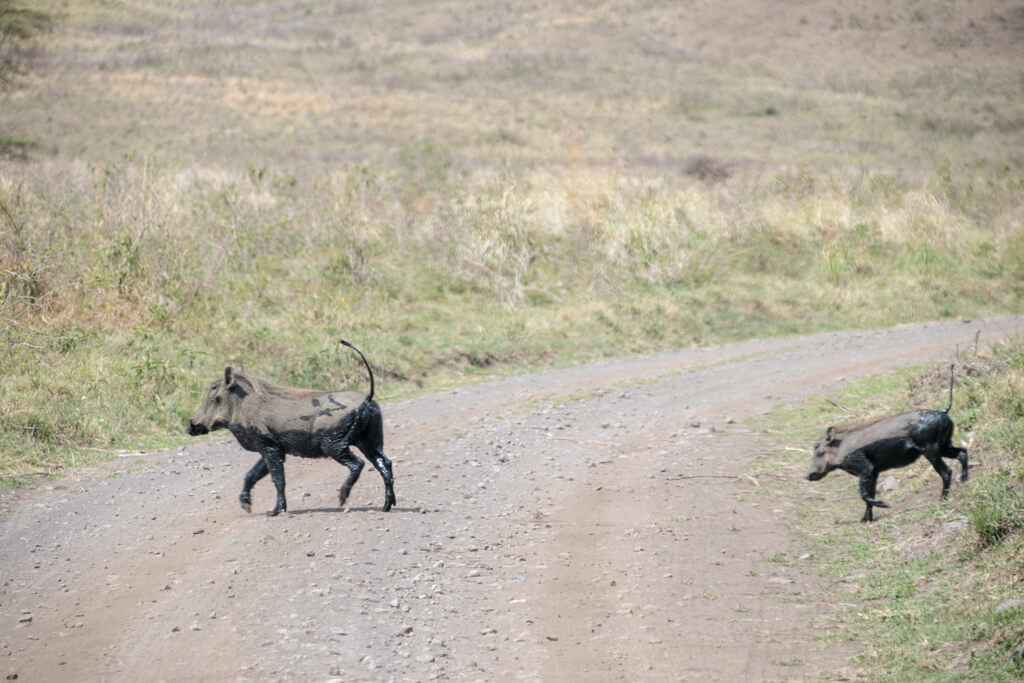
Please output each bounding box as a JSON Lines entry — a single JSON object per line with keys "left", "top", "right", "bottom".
{"left": 806, "top": 366, "right": 968, "bottom": 522}
{"left": 186, "top": 340, "right": 396, "bottom": 516}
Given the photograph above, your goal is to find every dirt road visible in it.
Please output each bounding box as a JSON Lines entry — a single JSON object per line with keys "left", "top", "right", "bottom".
{"left": 3, "top": 317, "right": 1023, "bottom": 682}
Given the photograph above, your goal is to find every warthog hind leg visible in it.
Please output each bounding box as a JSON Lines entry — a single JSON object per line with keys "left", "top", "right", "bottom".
{"left": 367, "top": 450, "right": 396, "bottom": 512}
{"left": 946, "top": 446, "right": 969, "bottom": 482}
{"left": 329, "top": 446, "right": 364, "bottom": 508}
{"left": 924, "top": 449, "right": 954, "bottom": 500}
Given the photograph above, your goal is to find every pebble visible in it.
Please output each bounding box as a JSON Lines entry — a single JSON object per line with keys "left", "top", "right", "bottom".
{"left": 878, "top": 475, "right": 898, "bottom": 493}
{"left": 995, "top": 599, "right": 1024, "bottom": 614}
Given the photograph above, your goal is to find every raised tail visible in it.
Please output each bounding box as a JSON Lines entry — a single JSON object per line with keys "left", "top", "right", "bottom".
{"left": 339, "top": 339, "right": 375, "bottom": 401}
{"left": 944, "top": 364, "right": 955, "bottom": 413}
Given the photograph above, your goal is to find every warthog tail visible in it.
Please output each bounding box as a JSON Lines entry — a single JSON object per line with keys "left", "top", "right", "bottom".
{"left": 944, "top": 364, "right": 955, "bottom": 413}
{"left": 339, "top": 339, "right": 375, "bottom": 401}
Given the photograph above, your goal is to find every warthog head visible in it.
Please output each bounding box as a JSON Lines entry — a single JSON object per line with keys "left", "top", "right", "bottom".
{"left": 186, "top": 366, "right": 246, "bottom": 436}
{"left": 806, "top": 427, "right": 842, "bottom": 481}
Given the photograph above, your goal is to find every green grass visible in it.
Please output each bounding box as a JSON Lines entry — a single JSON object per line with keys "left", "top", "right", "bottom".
{"left": 1, "top": 0, "right": 1023, "bottom": 481}
{"left": 766, "top": 344, "right": 1024, "bottom": 681}
{"left": 0, "top": 5, "right": 1023, "bottom": 675}
{"left": 2, "top": 156, "right": 1021, "bottom": 479}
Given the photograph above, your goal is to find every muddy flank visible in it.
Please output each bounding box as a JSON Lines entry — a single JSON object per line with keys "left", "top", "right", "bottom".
{"left": 3, "top": 318, "right": 1023, "bottom": 682}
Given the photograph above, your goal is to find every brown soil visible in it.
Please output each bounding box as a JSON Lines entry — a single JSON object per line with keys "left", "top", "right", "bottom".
{"left": 3, "top": 317, "right": 1023, "bottom": 682}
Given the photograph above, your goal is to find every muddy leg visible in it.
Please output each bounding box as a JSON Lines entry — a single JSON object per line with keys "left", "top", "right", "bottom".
{"left": 925, "top": 451, "right": 953, "bottom": 500}
{"left": 261, "top": 446, "right": 287, "bottom": 517}
{"left": 329, "top": 447, "right": 364, "bottom": 508}
{"left": 843, "top": 451, "right": 886, "bottom": 523}
{"left": 353, "top": 410, "right": 395, "bottom": 512}
{"left": 858, "top": 471, "right": 887, "bottom": 523}
{"left": 240, "top": 457, "right": 268, "bottom": 513}
{"left": 947, "top": 447, "right": 969, "bottom": 482}
{"left": 366, "top": 447, "right": 396, "bottom": 512}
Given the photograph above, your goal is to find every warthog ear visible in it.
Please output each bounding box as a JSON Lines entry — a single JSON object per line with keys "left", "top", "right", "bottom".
{"left": 826, "top": 426, "right": 838, "bottom": 442}
{"left": 224, "top": 366, "right": 235, "bottom": 387}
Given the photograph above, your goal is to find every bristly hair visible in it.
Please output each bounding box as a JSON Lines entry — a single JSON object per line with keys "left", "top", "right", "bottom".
{"left": 229, "top": 368, "right": 271, "bottom": 399}
{"left": 829, "top": 414, "right": 892, "bottom": 435}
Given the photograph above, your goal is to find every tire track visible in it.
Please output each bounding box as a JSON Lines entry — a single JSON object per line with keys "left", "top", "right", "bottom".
{"left": 2, "top": 317, "right": 1022, "bottom": 681}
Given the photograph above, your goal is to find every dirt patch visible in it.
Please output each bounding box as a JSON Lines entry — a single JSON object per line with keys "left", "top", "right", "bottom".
{"left": 2, "top": 317, "right": 1023, "bottom": 681}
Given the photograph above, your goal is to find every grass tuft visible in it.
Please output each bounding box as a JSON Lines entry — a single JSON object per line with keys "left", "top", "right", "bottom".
{"left": 964, "top": 473, "right": 1024, "bottom": 548}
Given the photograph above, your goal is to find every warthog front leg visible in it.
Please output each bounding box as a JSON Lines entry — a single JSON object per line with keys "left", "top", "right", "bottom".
{"left": 858, "top": 471, "right": 888, "bottom": 523}
{"left": 262, "top": 445, "right": 288, "bottom": 517}
{"left": 240, "top": 457, "right": 269, "bottom": 513}
{"left": 843, "top": 451, "right": 887, "bottom": 523}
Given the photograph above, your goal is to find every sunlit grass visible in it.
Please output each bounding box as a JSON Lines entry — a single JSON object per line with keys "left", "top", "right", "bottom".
{"left": 1, "top": 155, "right": 1021, "bottom": 479}
{"left": 766, "top": 345, "right": 1024, "bottom": 682}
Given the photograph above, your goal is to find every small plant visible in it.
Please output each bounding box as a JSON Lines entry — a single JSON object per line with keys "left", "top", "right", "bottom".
{"left": 0, "top": 133, "right": 38, "bottom": 159}
{"left": 775, "top": 658, "right": 804, "bottom": 667}
{"left": 963, "top": 471, "right": 1024, "bottom": 547}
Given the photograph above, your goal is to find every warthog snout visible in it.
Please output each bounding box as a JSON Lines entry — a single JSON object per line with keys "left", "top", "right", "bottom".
{"left": 185, "top": 420, "right": 209, "bottom": 436}
{"left": 804, "top": 442, "right": 835, "bottom": 482}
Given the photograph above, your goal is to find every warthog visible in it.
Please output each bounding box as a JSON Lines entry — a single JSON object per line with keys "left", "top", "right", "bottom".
{"left": 186, "top": 340, "right": 396, "bottom": 516}
{"left": 806, "top": 366, "right": 968, "bottom": 522}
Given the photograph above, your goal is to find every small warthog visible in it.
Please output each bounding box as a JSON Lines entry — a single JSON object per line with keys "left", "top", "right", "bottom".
{"left": 806, "top": 366, "right": 968, "bottom": 522}
{"left": 186, "top": 340, "right": 396, "bottom": 516}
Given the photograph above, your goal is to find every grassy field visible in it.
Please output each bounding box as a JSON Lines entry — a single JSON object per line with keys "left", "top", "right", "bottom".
{"left": 767, "top": 346, "right": 1024, "bottom": 681}
{"left": 1, "top": 0, "right": 1023, "bottom": 677}
{"left": 3, "top": 0, "right": 1022, "bottom": 480}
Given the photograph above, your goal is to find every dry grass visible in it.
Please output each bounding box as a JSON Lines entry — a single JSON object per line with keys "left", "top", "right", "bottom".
{"left": 1, "top": 158, "right": 1020, "bottom": 480}
{"left": 6, "top": 0, "right": 1023, "bottom": 173}
{"left": 0, "top": 0, "right": 1022, "bottom": 479}
{"left": 1, "top": 4, "right": 1023, "bottom": 678}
